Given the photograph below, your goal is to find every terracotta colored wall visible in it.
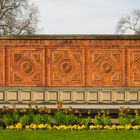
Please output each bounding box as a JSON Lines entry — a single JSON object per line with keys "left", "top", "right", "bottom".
{"left": 0, "top": 38, "right": 140, "bottom": 87}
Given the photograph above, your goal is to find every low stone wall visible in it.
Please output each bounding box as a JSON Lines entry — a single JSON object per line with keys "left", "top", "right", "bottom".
{"left": 0, "top": 35, "right": 140, "bottom": 109}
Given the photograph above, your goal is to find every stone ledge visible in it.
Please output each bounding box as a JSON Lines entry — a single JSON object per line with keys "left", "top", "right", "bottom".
{"left": 1, "top": 104, "right": 140, "bottom": 109}
{"left": 0, "top": 34, "right": 140, "bottom": 40}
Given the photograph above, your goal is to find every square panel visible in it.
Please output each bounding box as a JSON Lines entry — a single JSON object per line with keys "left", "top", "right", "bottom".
{"left": 75, "top": 91, "right": 85, "bottom": 101}
{"left": 48, "top": 91, "right": 58, "bottom": 101}
{"left": 7, "top": 47, "right": 45, "bottom": 86}
{"left": 7, "top": 91, "right": 18, "bottom": 101}
{"left": 128, "top": 49, "right": 140, "bottom": 86}
{"left": 20, "top": 91, "right": 31, "bottom": 101}
{"left": 48, "top": 49, "right": 84, "bottom": 86}
{"left": 88, "top": 49, "right": 125, "bottom": 86}
{"left": 129, "top": 91, "right": 138, "bottom": 101}
{"left": 60, "top": 91, "right": 71, "bottom": 101}
{"left": 0, "top": 48, "right": 5, "bottom": 85}
{"left": 34, "top": 91, "right": 45, "bottom": 101}
{"left": 115, "top": 91, "right": 125, "bottom": 101}
{"left": 102, "top": 91, "right": 112, "bottom": 101}
{"left": 88, "top": 91, "right": 98, "bottom": 102}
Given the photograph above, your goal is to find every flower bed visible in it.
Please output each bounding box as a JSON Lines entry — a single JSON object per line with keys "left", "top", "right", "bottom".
{"left": 1, "top": 105, "right": 140, "bottom": 130}
{"left": 6, "top": 123, "right": 140, "bottom": 130}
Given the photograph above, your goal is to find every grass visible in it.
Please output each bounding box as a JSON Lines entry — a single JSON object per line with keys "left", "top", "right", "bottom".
{"left": 0, "top": 130, "right": 140, "bottom": 140}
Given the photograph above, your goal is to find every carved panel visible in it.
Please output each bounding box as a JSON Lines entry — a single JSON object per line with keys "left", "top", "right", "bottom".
{"left": 34, "top": 91, "right": 45, "bottom": 102}
{"left": 88, "top": 49, "right": 125, "bottom": 86}
{"left": 0, "top": 48, "right": 5, "bottom": 85}
{"left": 102, "top": 91, "right": 112, "bottom": 101}
{"left": 60, "top": 91, "right": 71, "bottom": 102}
{"left": 115, "top": 91, "right": 125, "bottom": 101}
{"left": 8, "top": 47, "right": 45, "bottom": 86}
{"left": 87, "top": 91, "right": 98, "bottom": 102}
{"left": 20, "top": 91, "right": 31, "bottom": 101}
{"left": 7, "top": 91, "right": 18, "bottom": 101}
{"left": 48, "top": 49, "right": 84, "bottom": 86}
{"left": 128, "top": 49, "right": 140, "bottom": 86}
{"left": 47, "top": 91, "right": 59, "bottom": 102}
{"left": 129, "top": 91, "right": 138, "bottom": 101}
{"left": 75, "top": 91, "right": 85, "bottom": 102}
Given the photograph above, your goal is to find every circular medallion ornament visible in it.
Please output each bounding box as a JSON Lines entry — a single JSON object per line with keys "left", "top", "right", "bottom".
{"left": 20, "top": 59, "right": 35, "bottom": 75}
{"left": 59, "top": 60, "right": 74, "bottom": 75}
{"left": 61, "top": 62, "right": 72, "bottom": 73}
{"left": 99, "top": 60, "right": 114, "bottom": 75}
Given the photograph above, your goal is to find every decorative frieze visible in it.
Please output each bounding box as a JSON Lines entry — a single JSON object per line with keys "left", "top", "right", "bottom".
{"left": 0, "top": 87, "right": 140, "bottom": 105}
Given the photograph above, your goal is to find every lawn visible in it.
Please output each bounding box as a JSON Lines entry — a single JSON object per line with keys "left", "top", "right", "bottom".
{"left": 0, "top": 130, "right": 140, "bottom": 140}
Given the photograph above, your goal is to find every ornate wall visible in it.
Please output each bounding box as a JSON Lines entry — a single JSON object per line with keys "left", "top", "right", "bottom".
{"left": 0, "top": 35, "right": 140, "bottom": 107}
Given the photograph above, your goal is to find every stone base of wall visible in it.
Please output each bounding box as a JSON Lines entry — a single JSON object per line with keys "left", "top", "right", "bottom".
{"left": 0, "top": 87, "right": 140, "bottom": 109}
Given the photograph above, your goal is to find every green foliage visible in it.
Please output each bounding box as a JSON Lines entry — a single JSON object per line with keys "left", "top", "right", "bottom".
{"left": 133, "top": 116, "right": 140, "bottom": 125}
{"left": 54, "top": 111, "right": 79, "bottom": 125}
{"left": 79, "top": 117, "right": 91, "bottom": 126}
{"left": 54, "top": 111, "right": 65, "bottom": 125}
{"left": 101, "top": 116, "right": 111, "bottom": 126}
{"left": 94, "top": 115, "right": 111, "bottom": 126}
{"left": 118, "top": 116, "right": 131, "bottom": 126}
{"left": 2, "top": 113, "right": 20, "bottom": 127}
{"left": 118, "top": 107, "right": 132, "bottom": 125}
{"left": 12, "top": 113, "right": 20, "bottom": 124}
{"left": 64, "top": 114, "right": 79, "bottom": 125}
{"left": 42, "top": 114, "right": 52, "bottom": 125}
{"left": 2, "top": 114, "right": 14, "bottom": 126}
{"left": 20, "top": 114, "right": 33, "bottom": 126}
{"left": 33, "top": 114, "right": 43, "bottom": 125}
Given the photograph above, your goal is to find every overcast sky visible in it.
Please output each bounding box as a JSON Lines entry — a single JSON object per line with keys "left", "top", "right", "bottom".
{"left": 31, "top": 0, "right": 140, "bottom": 34}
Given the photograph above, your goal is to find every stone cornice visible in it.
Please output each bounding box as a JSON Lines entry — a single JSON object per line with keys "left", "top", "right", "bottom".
{"left": 0, "top": 34, "right": 140, "bottom": 40}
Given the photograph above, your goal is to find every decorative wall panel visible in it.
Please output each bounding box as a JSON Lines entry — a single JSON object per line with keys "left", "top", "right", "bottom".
{"left": 128, "top": 49, "right": 140, "bottom": 86}
{"left": 88, "top": 49, "right": 125, "bottom": 86}
{"left": 8, "top": 47, "right": 45, "bottom": 86}
{"left": 48, "top": 49, "right": 84, "bottom": 86}
{"left": 0, "top": 48, "right": 5, "bottom": 85}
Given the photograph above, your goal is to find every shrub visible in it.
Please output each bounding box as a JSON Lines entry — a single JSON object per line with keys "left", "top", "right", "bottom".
{"left": 94, "top": 115, "right": 111, "bottom": 126}
{"left": 12, "top": 113, "right": 20, "bottom": 124}
{"left": 33, "top": 114, "right": 44, "bottom": 124}
{"left": 133, "top": 116, "right": 140, "bottom": 125}
{"left": 118, "top": 107, "right": 132, "bottom": 125}
{"left": 118, "top": 116, "right": 131, "bottom": 125}
{"left": 42, "top": 114, "right": 52, "bottom": 125}
{"left": 102, "top": 116, "right": 111, "bottom": 126}
{"left": 20, "top": 114, "right": 33, "bottom": 126}
{"left": 2, "top": 113, "right": 20, "bottom": 127}
{"left": 54, "top": 111, "right": 65, "bottom": 125}
{"left": 94, "top": 111, "right": 111, "bottom": 126}
{"left": 54, "top": 111, "right": 79, "bottom": 125}
{"left": 2, "top": 114, "right": 14, "bottom": 126}
{"left": 79, "top": 117, "right": 91, "bottom": 126}
{"left": 94, "top": 115, "right": 102, "bottom": 125}
{"left": 65, "top": 114, "right": 79, "bottom": 125}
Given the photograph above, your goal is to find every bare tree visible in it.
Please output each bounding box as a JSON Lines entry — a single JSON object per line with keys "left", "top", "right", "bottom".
{"left": 116, "top": 10, "right": 140, "bottom": 34}
{"left": 0, "top": 0, "right": 40, "bottom": 35}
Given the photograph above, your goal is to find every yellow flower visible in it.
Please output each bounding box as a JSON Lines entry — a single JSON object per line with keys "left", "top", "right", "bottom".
{"left": 111, "top": 124, "right": 117, "bottom": 130}
{"left": 89, "top": 125, "right": 97, "bottom": 130}
{"left": 103, "top": 125, "right": 111, "bottom": 130}
{"left": 124, "top": 124, "right": 131, "bottom": 130}
{"left": 15, "top": 123, "right": 22, "bottom": 129}
{"left": 38, "top": 124, "right": 45, "bottom": 129}
{"left": 25, "top": 125, "right": 30, "bottom": 129}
